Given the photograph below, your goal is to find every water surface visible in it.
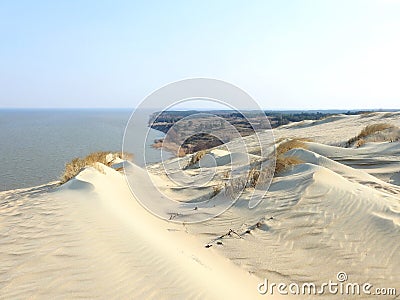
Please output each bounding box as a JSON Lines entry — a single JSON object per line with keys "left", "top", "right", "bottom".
{"left": 0, "top": 109, "right": 170, "bottom": 191}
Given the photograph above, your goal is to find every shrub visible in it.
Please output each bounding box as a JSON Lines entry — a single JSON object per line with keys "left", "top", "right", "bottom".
{"left": 184, "top": 150, "right": 207, "bottom": 169}
{"left": 61, "top": 158, "right": 87, "bottom": 184}
{"left": 60, "top": 151, "right": 131, "bottom": 184}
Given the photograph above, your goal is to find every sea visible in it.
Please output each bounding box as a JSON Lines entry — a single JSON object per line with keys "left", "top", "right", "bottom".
{"left": 0, "top": 109, "right": 171, "bottom": 192}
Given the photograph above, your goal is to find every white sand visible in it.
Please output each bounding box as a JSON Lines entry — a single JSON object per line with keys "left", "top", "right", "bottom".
{"left": 0, "top": 165, "right": 265, "bottom": 299}
{"left": 1, "top": 112, "right": 399, "bottom": 299}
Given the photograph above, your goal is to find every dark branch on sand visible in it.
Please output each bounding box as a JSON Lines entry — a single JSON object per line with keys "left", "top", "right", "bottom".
{"left": 204, "top": 217, "right": 275, "bottom": 248}
{"left": 168, "top": 212, "right": 182, "bottom": 220}
{"left": 204, "top": 229, "right": 242, "bottom": 248}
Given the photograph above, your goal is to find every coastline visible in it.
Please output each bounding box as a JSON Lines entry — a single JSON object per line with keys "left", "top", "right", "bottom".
{"left": 1, "top": 111, "right": 400, "bottom": 298}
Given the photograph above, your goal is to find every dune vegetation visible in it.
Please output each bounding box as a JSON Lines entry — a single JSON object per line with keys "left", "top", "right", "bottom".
{"left": 275, "top": 138, "right": 310, "bottom": 155}
{"left": 184, "top": 150, "right": 207, "bottom": 169}
{"left": 225, "top": 138, "right": 307, "bottom": 196}
{"left": 274, "top": 138, "right": 306, "bottom": 175}
{"left": 346, "top": 123, "right": 396, "bottom": 148}
{"left": 274, "top": 156, "right": 303, "bottom": 175}
{"left": 60, "top": 151, "right": 131, "bottom": 184}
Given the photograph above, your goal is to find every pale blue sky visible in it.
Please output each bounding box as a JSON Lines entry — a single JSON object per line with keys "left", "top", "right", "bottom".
{"left": 0, "top": 0, "right": 399, "bottom": 109}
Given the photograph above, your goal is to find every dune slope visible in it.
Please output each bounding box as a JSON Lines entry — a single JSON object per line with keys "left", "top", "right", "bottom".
{"left": 0, "top": 166, "right": 263, "bottom": 299}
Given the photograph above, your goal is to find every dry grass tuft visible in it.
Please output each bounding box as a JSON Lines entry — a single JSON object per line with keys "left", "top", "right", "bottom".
{"left": 224, "top": 138, "right": 307, "bottom": 192}
{"left": 273, "top": 138, "right": 305, "bottom": 175}
{"left": 223, "top": 138, "right": 307, "bottom": 195}
{"left": 354, "top": 139, "right": 366, "bottom": 148}
{"left": 276, "top": 138, "right": 309, "bottom": 155}
{"left": 224, "top": 165, "right": 272, "bottom": 195}
{"left": 358, "top": 123, "right": 394, "bottom": 138}
{"left": 184, "top": 150, "right": 207, "bottom": 169}
{"left": 60, "top": 151, "right": 131, "bottom": 184}
{"left": 222, "top": 170, "right": 231, "bottom": 179}
{"left": 211, "top": 184, "right": 223, "bottom": 198}
{"left": 346, "top": 123, "right": 394, "bottom": 147}
{"left": 274, "top": 156, "right": 303, "bottom": 175}
{"left": 247, "top": 168, "right": 261, "bottom": 188}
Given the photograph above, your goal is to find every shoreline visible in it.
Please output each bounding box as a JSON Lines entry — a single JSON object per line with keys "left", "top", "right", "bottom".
{"left": 1, "top": 111, "right": 400, "bottom": 298}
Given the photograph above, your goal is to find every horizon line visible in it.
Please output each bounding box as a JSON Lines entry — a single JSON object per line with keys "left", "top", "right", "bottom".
{"left": 1, "top": 107, "right": 400, "bottom": 112}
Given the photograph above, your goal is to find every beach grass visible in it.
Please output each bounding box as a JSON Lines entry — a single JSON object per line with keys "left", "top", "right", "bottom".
{"left": 60, "top": 151, "right": 131, "bottom": 183}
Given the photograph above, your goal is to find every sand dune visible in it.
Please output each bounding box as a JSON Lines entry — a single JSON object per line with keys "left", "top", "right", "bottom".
{"left": 0, "top": 165, "right": 264, "bottom": 299}
{"left": 1, "top": 112, "right": 399, "bottom": 299}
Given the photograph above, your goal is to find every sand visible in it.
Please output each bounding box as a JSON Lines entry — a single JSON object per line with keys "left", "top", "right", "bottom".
{"left": 0, "top": 165, "right": 264, "bottom": 299}
{"left": 1, "top": 112, "right": 399, "bottom": 299}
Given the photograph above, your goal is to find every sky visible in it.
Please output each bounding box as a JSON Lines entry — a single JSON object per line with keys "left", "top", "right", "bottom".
{"left": 0, "top": 0, "right": 399, "bottom": 109}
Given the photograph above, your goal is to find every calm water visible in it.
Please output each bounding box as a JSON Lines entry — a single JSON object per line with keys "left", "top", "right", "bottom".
{"left": 0, "top": 109, "right": 170, "bottom": 191}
